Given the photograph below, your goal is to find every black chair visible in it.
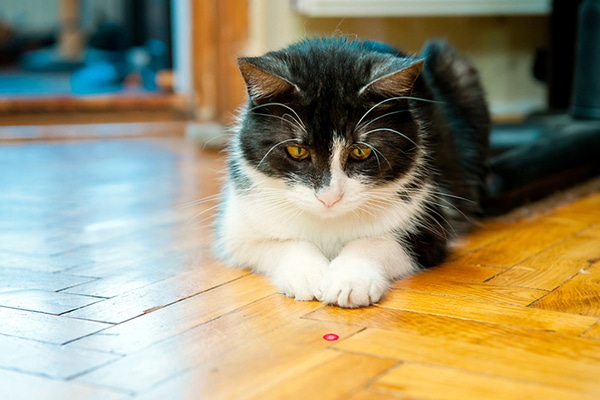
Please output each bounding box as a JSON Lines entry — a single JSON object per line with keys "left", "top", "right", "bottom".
{"left": 486, "top": 0, "right": 600, "bottom": 213}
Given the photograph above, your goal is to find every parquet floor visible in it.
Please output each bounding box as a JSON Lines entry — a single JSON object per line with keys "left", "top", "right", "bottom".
{"left": 1, "top": 129, "right": 599, "bottom": 399}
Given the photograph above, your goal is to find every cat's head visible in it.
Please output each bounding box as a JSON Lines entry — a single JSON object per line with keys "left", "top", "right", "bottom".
{"left": 232, "top": 37, "right": 428, "bottom": 219}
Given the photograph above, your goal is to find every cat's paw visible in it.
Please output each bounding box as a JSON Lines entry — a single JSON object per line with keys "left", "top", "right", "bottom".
{"left": 270, "top": 249, "right": 328, "bottom": 301}
{"left": 321, "top": 257, "right": 389, "bottom": 308}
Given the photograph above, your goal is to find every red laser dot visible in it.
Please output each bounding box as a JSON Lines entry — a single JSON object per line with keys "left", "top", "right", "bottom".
{"left": 323, "top": 333, "right": 339, "bottom": 341}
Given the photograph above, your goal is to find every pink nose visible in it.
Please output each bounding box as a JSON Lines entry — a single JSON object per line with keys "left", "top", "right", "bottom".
{"left": 317, "top": 190, "right": 343, "bottom": 208}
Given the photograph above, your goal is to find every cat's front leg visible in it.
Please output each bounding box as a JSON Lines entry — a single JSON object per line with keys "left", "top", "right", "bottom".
{"left": 231, "top": 240, "right": 329, "bottom": 301}
{"left": 321, "top": 237, "right": 419, "bottom": 308}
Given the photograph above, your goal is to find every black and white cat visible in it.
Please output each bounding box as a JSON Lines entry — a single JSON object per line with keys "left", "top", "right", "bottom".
{"left": 215, "top": 37, "right": 489, "bottom": 308}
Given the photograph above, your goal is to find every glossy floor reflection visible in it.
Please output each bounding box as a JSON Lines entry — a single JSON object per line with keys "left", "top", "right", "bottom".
{"left": 0, "top": 134, "right": 599, "bottom": 399}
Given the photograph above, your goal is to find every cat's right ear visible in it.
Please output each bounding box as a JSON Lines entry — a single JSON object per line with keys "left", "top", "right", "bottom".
{"left": 238, "top": 58, "right": 298, "bottom": 103}
{"left": 359, "top": 59, "right": 423, "bottom": 100}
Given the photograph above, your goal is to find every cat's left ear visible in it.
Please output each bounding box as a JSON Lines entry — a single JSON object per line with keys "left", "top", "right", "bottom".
{"left": 360, "top": 59, "right": 424, "bottom": 99}
{"left": 238, "top": 58, "right": 298, "bottom": 103}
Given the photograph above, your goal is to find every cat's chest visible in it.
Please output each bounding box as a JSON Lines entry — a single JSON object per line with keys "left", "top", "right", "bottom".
{"left": 229, "top": 192, "right": 397, "bottom": 258}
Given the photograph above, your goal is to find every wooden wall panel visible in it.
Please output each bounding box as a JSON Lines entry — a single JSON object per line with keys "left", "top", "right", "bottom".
{"left": 191, "top": 0, "right": 249, "bottom": 124}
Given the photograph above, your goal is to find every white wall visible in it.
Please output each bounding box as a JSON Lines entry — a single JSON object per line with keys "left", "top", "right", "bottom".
{"left": 247, "top": 0, "right": 550, "bottom": 118}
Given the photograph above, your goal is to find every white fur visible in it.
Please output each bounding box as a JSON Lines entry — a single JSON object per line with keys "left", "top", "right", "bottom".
{"left": 215, "top": 138, "right": 426, "bottom": 307}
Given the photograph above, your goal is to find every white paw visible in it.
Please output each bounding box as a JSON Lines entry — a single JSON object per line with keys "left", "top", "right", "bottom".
{"left": 321, "top": 256, "right": 389, "bottom": 308}
{"left": 271, "top": 254, "right": 328, "bottom": 301}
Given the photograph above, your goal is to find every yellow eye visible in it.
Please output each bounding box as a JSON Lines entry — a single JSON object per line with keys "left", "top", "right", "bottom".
{"left": 286, "top": 146, "right": 310, "bottom": 160}
{"left": 349, "top": 145, "right": 372, "bottom": 161}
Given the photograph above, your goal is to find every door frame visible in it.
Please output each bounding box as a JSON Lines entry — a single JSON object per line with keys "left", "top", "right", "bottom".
{"left": 187, "top": 0, "right": 249, "bottom": 124}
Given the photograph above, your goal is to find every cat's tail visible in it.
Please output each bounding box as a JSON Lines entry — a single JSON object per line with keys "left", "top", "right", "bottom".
{"left": 420, "top": 40, "right": 490, "bottom": 131}
{"left": 420, "top": 40, "right": 491, "bottom": 211}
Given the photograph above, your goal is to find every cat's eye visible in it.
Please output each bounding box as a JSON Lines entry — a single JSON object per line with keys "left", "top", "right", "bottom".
{"left": 349, "top": 145, "right": 372, "bottom": 161}
{"left": 286, "top": 146, "right": 310, "bottom": 160}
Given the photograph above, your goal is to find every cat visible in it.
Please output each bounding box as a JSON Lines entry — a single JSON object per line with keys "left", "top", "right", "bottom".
{"left": 214, "top": 36, "right": 489, "bottom": 308}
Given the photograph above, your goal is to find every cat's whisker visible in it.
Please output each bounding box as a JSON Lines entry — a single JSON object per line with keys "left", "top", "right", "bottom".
{"left": 379, "top": 189, "right": 473, "bottom": 227}
{"left": 354, "top": 97, "right": 399, "bottom": 129}
{"left": 256, "top": 138, "right": 299, "bottom": 168}
{"left": 362, "top": 198, "right": 398, "bottom": 214}
{"left": 401, "top": 189, "right": 471, "bottom": 232}
{"left": 186, "top": 216, "right": 217, "bottom": 231}
{"left": 282, "top": 113, "right": 307, "bottom": 132}
{"left": 363, "top": 186, "right": 471, "bottom": 233}
{"left": 360, "top": 143, "right": 381, "bottom": 171}
{"left": 241, "top": 191, "right": 300, "bottom": 214}
{"left": 356, "top": 141, "right": 392, "bottom": 172}
{"left": 427, "top": 189, "right": 477, "bottom": 204}
{"left": 197, "top": 132, "right": 235, "bottom": 151}
{"left": 186, "top": 204, "right": 222, "bottom": 227}
{"left": 361, "top": 127, "right": 418, "bottom": 148}
{"left": 356, "top": 109, "right": 408, "bottom": 131}
{"left": 178, "top": 194, "right": 222, "bottom": 209}
{"left": 419, "top": 205, "right": 456, "bottom": 239}
{"left": 354, "top": 204, "right": 379, "bottom": 219}
{"left": 354, "top": 96, "right": 443, "bottom": 130}
{"left": 401, "top": 96, "right": 445, "bottom": 104}
{"left": 250, "top": 112, "right": 306, "bottom": 133}
{"left": 398, "top": 188, "right": 476, "bottom": 223}
{"left": 247, "top": 102, "right": 306, "bottom": 130}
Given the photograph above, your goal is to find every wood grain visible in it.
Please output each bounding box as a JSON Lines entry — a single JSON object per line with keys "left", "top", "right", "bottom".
{"left": 488, "top": 233, "right": 600, "bottom": 290}
{"left": 334, "top": 328, "right": 600, "bottom": 394}
{"left": 551, "top": 192, "right": 600, "bottom": 220}
{"left": 0, "top": 306, "right": 110, "bottom": 344}
{"left": 446, "top": 221, "right": 514, "bottom": 260}
{"left": 531, "top": 261, "right": 600, "bottom": 316}
{"left": 69, "top": 274, "right": 276, "bottom": 354}
{"left": 0, "top": 369, "right": 124, "bottom": 400}
{"left": 76, "top": 318, "right": 363, "bottom": 394}
{"left": 392, "top": 272, "right": 547, "bottom": 306}
{"left": 248, "top": 350, "right": 396, "bottom": 400}
{"left": 456, "top": 217, "right": 589, "bottom": 267}
{"left": 63, "top": 261, "right": 246, "bottom": 324}
{"left": 305, "top": 306, "right": 600, "bottom": 363}
{"left": 0, "top": 289, "right": 101, "bottom": 314}
{"left": 0, "top": 334, "right": 119, "bottom": 379}
{"left": 583, "top": 322, "right": 600, "bottom": 339}
{"left": 1, "top": 133, "right": 599, "bottom": 399}
{"left": 405, "top": 261, "right": 504, "bottom": 282}
{"left": 377, "top": 290, "right": 596, "bottom": 335}
{"left": 373, "top": 362, "right": 595, "bottom": 400}
{"left": 0, "top": 267, "right": 93, "bottom": 292}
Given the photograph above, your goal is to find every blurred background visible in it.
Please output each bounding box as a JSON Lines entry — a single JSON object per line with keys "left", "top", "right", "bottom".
{"left": 0, "top": 0, "right": 172, "bottom": 95}
{"left": 0, "top": 0, "right": 563, "bottom": 126}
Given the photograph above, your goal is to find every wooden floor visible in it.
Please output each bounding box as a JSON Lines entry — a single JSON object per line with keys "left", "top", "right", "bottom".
{"left": 1, "top": 129, "right": 599, "bottom": 400}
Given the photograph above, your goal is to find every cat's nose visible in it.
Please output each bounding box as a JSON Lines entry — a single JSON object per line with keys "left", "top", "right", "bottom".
{"left": 316, "top": 189, "right": 343, "bottom": 208}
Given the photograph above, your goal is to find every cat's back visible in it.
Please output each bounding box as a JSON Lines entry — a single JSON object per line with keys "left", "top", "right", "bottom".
{"left": 419, "top": 41, "right": 490, "bottom": 217}
{"left": 420, "top": 41, "right": 490, "bottom": 136}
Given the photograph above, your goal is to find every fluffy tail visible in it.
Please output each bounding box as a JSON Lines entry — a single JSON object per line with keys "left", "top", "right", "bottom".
{"left": 420, "top": 41, "right": 491, "bottom": 210}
